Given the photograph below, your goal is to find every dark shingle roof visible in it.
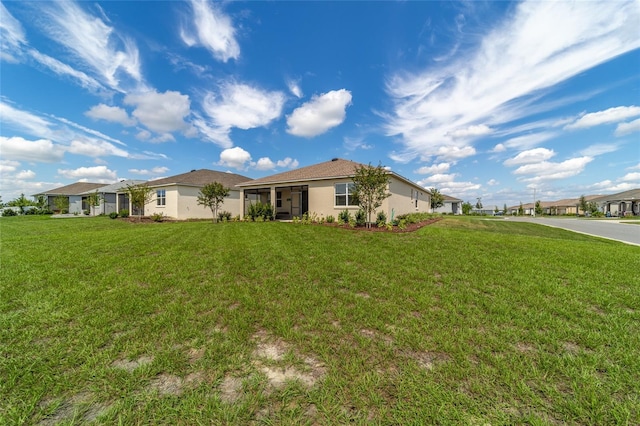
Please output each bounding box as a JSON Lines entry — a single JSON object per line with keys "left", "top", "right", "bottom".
{"left": 592, "top": 188, "right": 640, "bottom": 202}
{"left": 36, "top": 182, "right": 108, "bottom": 196}
{"left": 237, "top": 159, "right": 365, "bottom": 186}
{"left": 146, "top": 169, "right": 251, "bottom": 188}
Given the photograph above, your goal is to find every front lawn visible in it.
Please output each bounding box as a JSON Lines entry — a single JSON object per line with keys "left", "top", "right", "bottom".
{"left": 1, "top": 216, "right": 638, "bottom": 424}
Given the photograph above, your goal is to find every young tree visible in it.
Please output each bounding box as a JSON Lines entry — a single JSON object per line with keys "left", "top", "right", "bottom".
{"left": 123, "top": 183, "right": 153, "bottom": 220}
{"left": 352, "top": 163, "right": 391, "bottom": 228}
{"left": 518, "top": 202, "right": 524, "bottom": 216}
{"left": 8, "top": 193, "right": 34, "bottom": 214}
{"left": 578, "top": 194, "right": 588, "bottom": 216}
{"left": 86, "top": 191, "right": 102, "bottom": 215}
{"left": 53, "top": 195, "right": 69, "bottom": 213}
{"left": 503, "top": 203, "right": 508, "bottom": 215}
{"left": 462, "top": 201, "right": 473, "bottom": 215}
{"left": 535, "top": 200, "right": 543, "bottom": 216}
{"left": 475, "top": 197, "right": 483, "bottom": 211}
{"left": 429, "top": 188, "right": 444, "bottom": 211}
{"left": 197, "top": 182, "right": 230, "bottom": 223}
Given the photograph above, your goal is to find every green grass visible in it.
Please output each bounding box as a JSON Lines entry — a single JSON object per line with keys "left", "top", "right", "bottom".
{"left": 1, "top": 216, "right": 639, "bottom": 425}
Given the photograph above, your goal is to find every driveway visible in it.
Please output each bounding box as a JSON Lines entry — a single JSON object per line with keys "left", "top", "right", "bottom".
{"left": 505, "top": 217, "right": 640, "bottom": 246}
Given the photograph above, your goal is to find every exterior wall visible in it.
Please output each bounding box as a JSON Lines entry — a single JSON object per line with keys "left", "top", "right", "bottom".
{"left": 384, "top": 177, "right": 429, "bottom": 218}
{"left": 101, "top": 193, "right": 117, "bottom": 215}
{"left": 144, "top": 185, "right": 243, "bottom": 220}
{"left": 434, "top": 201, "right": 461, "bottom": 214}
{"left": 69, "top": 196, "right": 83, "bottom": 214}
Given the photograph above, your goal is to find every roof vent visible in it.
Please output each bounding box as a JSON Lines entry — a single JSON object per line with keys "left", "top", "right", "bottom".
{"left": 190, "top": 169, "right": 196, "bottom": 172}
{"left": 331, "top": 158, "right": 339, "bottom": 162}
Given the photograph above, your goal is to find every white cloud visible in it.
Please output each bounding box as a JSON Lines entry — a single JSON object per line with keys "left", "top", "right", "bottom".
{"left": 385, "top": 1, "right": 640, "bottom": 162}
{"left": 199, "top": 82, "right": 285, "bottom": 146}
{"left": 128, "top": 167, "right": 169, "bottom": 175}
{"left": 615, "top": 118, "right": 640, "bottom": 136}
{"left": 627, "top": 163, "right": 640, "bottom": 171}
{"left": 565, "top": 106, "right": 640, "bottom": 130}
{"left": 136, "top": 130, "right": 152, "bottom": 141}
{"left": 491, "top": 144, "right": 506, "bottom": 153}
{"left": 504, "top": 148, "right": 555, "bottom": 166}
{"left": 219, "top": 146, "right": 251, "bottom": 170}
{"left": 254, "top": 157, "right": 275, "bottom": 171}
{"left": 578, "top": 143, "right": 619, "bottom": 157}
{"left": 419, "top": 173, "right": 458, "bottom": 184}
{"left": 344, "top": 136, "right": 373, "bottom": 151}
{"left": 447, "top": 124, "right": 492, "bottom": 140}
{"left": 415, "top": 163, "right": 451, "bottom": 174}
{"left": 435, "top": 145, "right": 476, "bottom": 161}
{"left": 286, "top": 89, "right": 352, "bottom": 137}
{"left": 57, "top": 166, "right": 117, "bottom": 180}
{"left": 0, "top": 136, "right": 65, "bottom": 163}
{"left": 0, "top": 101, "right": 54, "bottom": 139}
{"left": 501, "top": 132, "right": 558, "bottom": 151}
{"left": 620, "top": 172, "right": 640, "bottom": 182}
{"left": 276, "top": 157, "right": 299, "bottom": 169}
{"left": 85, "top": 104, "right": 136, "bottom": 126}
{"left": 124, "top": 90, "right": 192, "bottom": 135}
{"left": 181, "top": 0, "right": 240, "bottom": 62}
{"left": 16, "top": 170, "right": 36, "bottom": 180}
{"left": 487, "top": 179, "right": 499, "bottom": 186}
{"left": 287, "top": 78, "right": 303, "bottom": 98}
{"left": 66, "top": 139, "right": 129, "bottom": 158}
{"left": 0, "top": 160, "right": 21, "bottom": 174}
{"left": 28, "top": 49, "right": 104, "bottom": 92}
{"left": 38, "top": 1, "right": 142, "bottom": 91}
{"left": 513, "top": 156, "right": 593, "bottom": 182}
{"left": 0, "top": 2, "right": 26, "bottom": 61}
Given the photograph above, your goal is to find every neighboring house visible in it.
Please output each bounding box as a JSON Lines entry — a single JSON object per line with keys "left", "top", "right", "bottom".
{"left": 433, "top": 194, "right": 463, "bottom": 215}
{"left": 236, "top": 158, "right": 431, "bottom": 220}
{"left": 139, "top": 169, "right": 252, "bottom": 220}
{"left": 79, "top": 179, "right": 146, "bottom": 216}
{"left": 34, "top": 182, "right": 108, "bottom": 214}
{"left": 593, "top": 188, "right": 640, "bottom": 216}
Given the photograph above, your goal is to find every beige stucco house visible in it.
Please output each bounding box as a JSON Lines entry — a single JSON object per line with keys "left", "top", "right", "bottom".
{"left": 34, "top": 182, "right": 108, "bottom": 214}
{"left": 236, "top": 158, "right": 431, "bottom": 221}
{"left": 139, "top": 169, "right": 252, "bottom": 220}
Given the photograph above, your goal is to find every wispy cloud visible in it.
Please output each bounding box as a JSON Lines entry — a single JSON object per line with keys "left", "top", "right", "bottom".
{"left": 58, "top": 165, "right": 117, "bottom": 181}
{"left": 38, "top": 0, "right": 142, "bottom": 92}
{"left": 615, "top": 118, "right": 640, "bottom": 136}
{"left": 181, "top": 0, "right": 240, "bottom": 62}
{"left": 85, "top": 104, "right": 136, "bottom": 127}
{"left": 385, "top": 1, "right": 640, "bottom": 163}
{"left": 565, "top": 105, "right": 640, "bottom": 130}
{"left": 0, "top": 136, "right": 65, "bottom": 163}
{"left": 124, "top": 90, "right": 193, "bottom": 135}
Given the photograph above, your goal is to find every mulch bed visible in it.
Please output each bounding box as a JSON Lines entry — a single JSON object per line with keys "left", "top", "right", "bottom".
{"left": 322, "top": 217, "right": 442, "bottom": 233}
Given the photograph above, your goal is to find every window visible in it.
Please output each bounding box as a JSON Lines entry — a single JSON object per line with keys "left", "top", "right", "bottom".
{"left": 276, "top": 191, "right": 282, "bottom": 208}
{"left": 156, "top": 189, "right": 166, "bottom": 206}
{"left": 335, "top": 183, "right": 357, "bottom": 206}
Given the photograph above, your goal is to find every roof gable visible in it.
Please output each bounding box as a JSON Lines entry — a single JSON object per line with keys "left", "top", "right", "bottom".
{"left": 36, "top": 182, "right": 108, "bottom": 196}
{"left": 145, "top": 169, "right": 252, "bottom": 188}
{"left": 237, "top": 159, "right": 365, "bottom": 186}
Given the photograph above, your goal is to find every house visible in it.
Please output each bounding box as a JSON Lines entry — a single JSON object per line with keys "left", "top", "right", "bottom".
{"left": 433, "top": 194, "right": 463, "bottom": 215}
{"left": 593, "top": 188, "right": 640, "bottom": 216}
{"left": 137, "top": 169, "right": 252, "bottom": 220}
{"left": 235, "top": 158, "right": 431, "bottom": 220}
{"left": 80, "top": 179, "right": 146, "bottom": 216}
{"left": 34, "top": 182, "right": 108, "bottom": 214}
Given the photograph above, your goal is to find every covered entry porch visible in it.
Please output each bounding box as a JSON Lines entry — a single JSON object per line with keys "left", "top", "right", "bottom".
{"left": 242, "top": 185, "right": 308, "bottom": 220}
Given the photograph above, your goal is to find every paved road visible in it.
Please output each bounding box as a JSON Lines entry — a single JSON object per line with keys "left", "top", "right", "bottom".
{"left": 505, "top": 217, "right": 640, "bottom": 246}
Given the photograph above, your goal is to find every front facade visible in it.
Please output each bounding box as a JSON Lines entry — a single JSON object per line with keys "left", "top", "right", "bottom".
{"left": 433, "top": 194, "right": 463, "bottom": 215}
{"left": 34, "top": 182, "right": 108, "bottom": 214}
{"left": 139, "top": 169, "right": 252, "bottom": 220}
{"left": 237, "top": 159, "right": 431, "bottom": 221}
{"left": 80, "top": 179, "right": 145, "bottom": 216}
{"left": 593, "top": 188, "right": 640, "bottom": 216}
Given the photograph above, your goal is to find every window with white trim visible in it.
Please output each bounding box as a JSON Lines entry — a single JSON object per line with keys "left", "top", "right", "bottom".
{"left": 156, "top": 189, "right": 166, "bottom": 206}
{"left": 335, "top": 183, "right": 357, "bottom": 206}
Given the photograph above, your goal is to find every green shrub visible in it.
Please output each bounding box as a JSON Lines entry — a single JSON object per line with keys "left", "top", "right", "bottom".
{"left": 218, "top": 210, "right": 232, "bottom": 222}
{"left": 247, "top": 202, "right": 273, "bottom": 221}
{"left": 398, "top": 219, "right": 407, "bottom": 230}
{"left": 355, "top": 209, "right": 366, "bottom": 227}
{"left": 151, "top": 212, "right": 164, "bottom": 222}
{"left": 2, "top": 209, "right": 17, "bottom": 217}
{"left": 109, "top": 212, "right": 118, "bottom": 219}
{"left": 326, "top": 215, "right": 335, "bottom": 223}
{"left": 338, "top": 209, "right": 351, "bottom": 224}
{"left": 376, "top": 211, "right": 387, "bottom": 227}
{"left": 119, "top": 209, "right": 129, "bottom": 218}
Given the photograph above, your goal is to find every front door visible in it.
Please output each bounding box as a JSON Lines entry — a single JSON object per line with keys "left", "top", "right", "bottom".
{"left": 291, "top": 191, "right": 301, "bottom": 217}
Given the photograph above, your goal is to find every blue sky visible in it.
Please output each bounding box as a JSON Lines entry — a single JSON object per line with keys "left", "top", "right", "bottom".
{"left": 1, "top": 0, "right": 639, "bottom": 208}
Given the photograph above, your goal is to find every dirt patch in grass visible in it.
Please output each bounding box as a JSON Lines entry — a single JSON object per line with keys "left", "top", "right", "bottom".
{"left": 111, "top": 355, "right": 153, "bottom": 372}
{"left": 404, "top": 351, "right": 452, "bottom": 371}
{"left": 219, "top": 375, "right": 244, "bottom": 403}
{"left": 149, "top": 373, "right": 184, "bottom": 396}
{"left": 515, "top": 342, "right": 536, "bottom": 353}
{"left": 187, "top": 347, "right": 206, "bottom": 363}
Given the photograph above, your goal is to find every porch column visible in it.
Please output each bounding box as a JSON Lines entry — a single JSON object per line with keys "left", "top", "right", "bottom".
{"left": 270, "top": 187, "right": 276, "bottom": 213}
{"left": 239, "top": 189, "right": 245, "bottom": 219}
